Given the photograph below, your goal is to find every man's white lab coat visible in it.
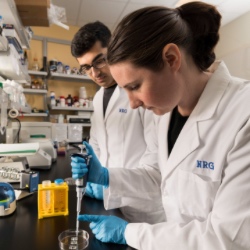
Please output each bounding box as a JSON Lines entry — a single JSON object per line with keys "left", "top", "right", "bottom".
{"left": 104, "top": 61, "right": 250, "bottom": 249}
{"left": 90, "top": 85, "right": 166, "bottom": 224}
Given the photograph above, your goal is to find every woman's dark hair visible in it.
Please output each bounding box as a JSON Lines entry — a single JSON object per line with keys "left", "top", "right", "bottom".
{"left": 108, "top": 2, "right": 221, "bottom": 72}
{"left": 71, "top": 21, "right": 111, "bottom": 58}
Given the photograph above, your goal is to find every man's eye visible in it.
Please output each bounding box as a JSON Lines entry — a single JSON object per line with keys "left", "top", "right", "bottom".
{"left": 85, "top": 66, "right": 91, "bottom": 70}
{"left": 95, "top": 59, "right": 104, "bottom": 66}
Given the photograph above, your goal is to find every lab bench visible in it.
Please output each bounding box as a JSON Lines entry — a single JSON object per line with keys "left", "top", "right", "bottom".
{"left": 0, "top": 153, "right": 134, "bottom": 250}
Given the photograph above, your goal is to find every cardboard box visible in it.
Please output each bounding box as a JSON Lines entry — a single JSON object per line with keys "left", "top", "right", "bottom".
{"left": 14, "top": 0, "right": 50, "bottom": 27}
{"left": 20, "top": 17, "right": 49, "bottom": 27}
{"left": 14, "top": 0, "right": 50, "bottom": 8}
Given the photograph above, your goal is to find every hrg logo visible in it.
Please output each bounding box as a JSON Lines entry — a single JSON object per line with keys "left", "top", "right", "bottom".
{"left": 196, "top": 160, "right": 214, "bottom": 170}
{"left": 119, "top": 108, "right": 127, "bottom": 113}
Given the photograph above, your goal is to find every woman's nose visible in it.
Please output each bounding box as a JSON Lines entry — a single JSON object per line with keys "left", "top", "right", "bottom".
{"left": 129, "top": 98, "right": 143, "bottom": 109}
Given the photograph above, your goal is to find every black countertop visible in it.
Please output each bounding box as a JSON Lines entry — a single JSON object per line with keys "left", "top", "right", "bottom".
{"left": 0, "top": 152, "right": 134, "bottom": 250}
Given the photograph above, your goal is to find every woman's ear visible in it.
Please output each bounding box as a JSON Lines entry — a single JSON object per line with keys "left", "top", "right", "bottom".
{"left": 162, "top": 43, "right": 181, "bottom": 72}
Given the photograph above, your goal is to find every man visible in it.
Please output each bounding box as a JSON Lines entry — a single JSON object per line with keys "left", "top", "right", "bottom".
{"left": 71, "top": 21, "right": 165, "bottom": 223}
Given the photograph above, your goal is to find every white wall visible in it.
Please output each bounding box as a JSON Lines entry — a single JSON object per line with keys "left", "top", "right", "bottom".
{"left": 215, "top": 11, "right": 250, "bottom": 79}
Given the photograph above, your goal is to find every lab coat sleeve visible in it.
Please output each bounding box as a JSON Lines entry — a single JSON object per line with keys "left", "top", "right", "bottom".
{"left": 124, "top": 118, "right": 250, "bottom": 250}
{"left": 105, "top": 166, "right": 162, "bottom": 210}
{"left": 104, "top": 112, "right": 162, "bottom": 210}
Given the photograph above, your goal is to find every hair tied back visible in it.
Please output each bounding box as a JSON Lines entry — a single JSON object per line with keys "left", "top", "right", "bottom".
{"left": 175, "top": 7, "right": 183, "bottom": 18}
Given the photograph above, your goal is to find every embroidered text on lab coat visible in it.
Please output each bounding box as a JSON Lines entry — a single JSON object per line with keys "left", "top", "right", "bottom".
{"left": 119, "top": 108, "right": 127, "bottom": 113}
{"left": 196, "top": 160, "right": 214, "bottom": 170}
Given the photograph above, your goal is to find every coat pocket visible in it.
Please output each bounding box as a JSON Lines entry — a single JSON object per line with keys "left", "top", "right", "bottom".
{"left": 165, "top": 169, "right": 220, "bottom": 220}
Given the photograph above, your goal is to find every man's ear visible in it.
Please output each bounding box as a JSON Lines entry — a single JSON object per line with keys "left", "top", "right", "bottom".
{"left": 162, "top": 43, "right": 181, "bottom": 71}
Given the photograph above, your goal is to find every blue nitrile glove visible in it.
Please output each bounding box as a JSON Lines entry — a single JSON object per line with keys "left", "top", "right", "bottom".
{"left": 78, "top": 214, "right": 128, "bottom": 244}
{"left": 85, "top": 182, "right": 104, "bottom": 200}
{"left": 71, "top": 142, "right": 109, "bottom": 186}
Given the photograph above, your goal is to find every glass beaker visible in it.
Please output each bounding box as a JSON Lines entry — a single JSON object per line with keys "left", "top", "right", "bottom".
{"left": 58, "top": 229, "right": 89, "bottom": 250}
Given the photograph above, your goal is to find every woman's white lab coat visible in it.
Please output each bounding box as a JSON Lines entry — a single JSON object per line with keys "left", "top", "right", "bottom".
{"left": 90, "top": 85, "right": 166, "bottom": 224}
{"left": 104, "top": 61, "right": 250, "bottom": 249}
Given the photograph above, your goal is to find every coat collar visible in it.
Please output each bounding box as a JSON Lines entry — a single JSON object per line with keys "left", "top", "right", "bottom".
{"left": 104, "top": 85, "right": 120, "bottom": 121}
{"left": 159, "top": 61, "right": 231, "bottom": 176}
{"left": 94, "top": 85, "right": 121, "bottom": 122}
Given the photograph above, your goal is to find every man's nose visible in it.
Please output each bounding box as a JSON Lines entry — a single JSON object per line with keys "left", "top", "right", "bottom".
{"left": 91, "top": 67, "right": 101, "bottom": 77}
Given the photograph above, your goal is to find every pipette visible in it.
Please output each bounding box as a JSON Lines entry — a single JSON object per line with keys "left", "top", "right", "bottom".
{"left": 71, "top": 144, "right": 91, "bottom": 233}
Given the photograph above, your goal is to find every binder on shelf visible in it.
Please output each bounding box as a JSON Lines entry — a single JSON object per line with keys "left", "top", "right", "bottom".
{"left": 6, "top": 36, "right": 23, "bottom": 54}
{"left": 3, "top": 24, "right": 22, "bottom": 47}
{"left": 0, "top": 35, "right": 8, "bottom": 51}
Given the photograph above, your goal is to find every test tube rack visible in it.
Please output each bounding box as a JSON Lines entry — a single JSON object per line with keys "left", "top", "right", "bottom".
{"left": 38, "top": 181, "right": 69, "bottom": 219}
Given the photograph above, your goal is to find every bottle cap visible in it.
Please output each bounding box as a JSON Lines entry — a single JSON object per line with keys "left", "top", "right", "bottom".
{"left": 54, "top": 179, "right": 64, "bottom": 185}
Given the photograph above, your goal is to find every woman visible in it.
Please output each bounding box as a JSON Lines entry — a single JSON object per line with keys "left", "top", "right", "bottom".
{"left": 71, "top": 2, "right": 250, "bottom": 249}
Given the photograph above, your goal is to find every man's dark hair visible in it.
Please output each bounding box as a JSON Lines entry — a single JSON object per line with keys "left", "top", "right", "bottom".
{"left": 71, "top": 21, "right": 111, "bottom": 58}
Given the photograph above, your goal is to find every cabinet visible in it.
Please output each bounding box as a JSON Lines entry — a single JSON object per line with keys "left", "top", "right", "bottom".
{"left": 0, "top": 0, "right": 30, "bottom": 48}
{"left": 0, "top": 0, "right": 32, "bottom": 144}
{"left": 0, "top": 0, "right": 31, "bottom": 118}
{"left": 0, "top": 45, "right": 31, "bottom": 83}
{"left": 0, "top": 0, "right": 31, "bottom": 84}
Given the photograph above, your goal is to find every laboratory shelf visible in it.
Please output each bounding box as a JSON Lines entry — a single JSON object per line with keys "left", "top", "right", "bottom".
{"left": 67, "top": 123, "right": 91, "bottom": 127}
{"left": 22, "top": 113, "right": 48, "bottom": 117}
{"left": 23, "top": 89, "right": 48, "bottom": 94}
{"left": 50, "top": 105, "right": 94, "bottom": 112}
{"left": 28, "top": 70, "right": 48, "bottom": 76}
{"left": 9, "top": 102, "right": 31, "bottom": 113}
{"left": 49, "top": 72, "right": 92, "bottom": 82}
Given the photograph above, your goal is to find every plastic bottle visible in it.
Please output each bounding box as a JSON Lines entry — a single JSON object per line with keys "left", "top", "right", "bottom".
{"left": 58, "top": 114, "right": 64, "bottom": 123}
{"left": 57, "top": 61, "right": 63, "bottom": 73}
{"left": 24, "top": 51, "right": 29, "bottom": 70}
{"left": 60, "top": 96, "right": 65, "bottom": 107}
{"left": 79, "top": 87, "right": 87, "bottom": 99}
{"left": 32, "top": 58, "right": 39, "bottom": 71}
{"left": 50, "top": 96, "right": 56, "bottom": 106}
{"left": 50, "top": 91, "right": 55, "bottom": 98}
{"left": 50, "top": 91, "right": 55, "bottom": 106}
